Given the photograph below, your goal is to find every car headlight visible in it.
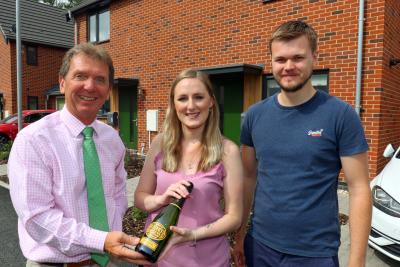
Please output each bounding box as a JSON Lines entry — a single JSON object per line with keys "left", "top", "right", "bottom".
{"left": 372, "top": 186, "right": 400, "bottom": 218}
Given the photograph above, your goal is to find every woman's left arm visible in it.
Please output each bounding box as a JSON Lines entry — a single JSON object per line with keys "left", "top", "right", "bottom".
{"left": 170, "top": 139, "right": 244, "bottom": 244}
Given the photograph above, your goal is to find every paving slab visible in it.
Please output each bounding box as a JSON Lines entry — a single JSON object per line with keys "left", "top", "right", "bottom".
{"left": 0, "top": 186, "right": 26, "bottom": 266}
{"left": 126, "top": 176, "right": 140, "bottom": 208}
{"left": 0, "top": 164, "right": 7, "bottom": 176}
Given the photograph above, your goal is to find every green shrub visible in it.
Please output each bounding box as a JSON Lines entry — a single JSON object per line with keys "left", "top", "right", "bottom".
{"left": 0, "top": 151, "right": 9, "bottom": 161}
{"left": 131, "top": 207, "right": 147, "bottom": 220}
{"left": 0, "top": 141, "right": 12, "bottom": 161}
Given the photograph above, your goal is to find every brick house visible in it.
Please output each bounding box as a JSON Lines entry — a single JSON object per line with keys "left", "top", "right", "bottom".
{"left": 0, "top": 0, "right": 73, "bottom": 118}
{"left": 70, "top": 0, "right": 400, "bottom": 179}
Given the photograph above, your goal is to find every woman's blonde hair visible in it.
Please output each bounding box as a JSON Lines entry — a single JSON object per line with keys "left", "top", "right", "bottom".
{"left": 161, "top": 69, "right": 223, "bottom": 172}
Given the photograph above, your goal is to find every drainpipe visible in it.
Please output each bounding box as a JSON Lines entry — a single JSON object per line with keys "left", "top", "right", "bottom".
{"left": 355, "top": 0, "right": 365, "bottom": 115}
{"left": 16, "top": 0, "right": 23, "bottom": 130}
{"left": 74, "top": 20, "right": 78, "bottom": 45}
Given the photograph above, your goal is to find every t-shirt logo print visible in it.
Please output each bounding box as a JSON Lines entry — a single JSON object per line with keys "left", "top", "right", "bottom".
{"left": 307, "top": 129, "right": 324, "bottom": 137}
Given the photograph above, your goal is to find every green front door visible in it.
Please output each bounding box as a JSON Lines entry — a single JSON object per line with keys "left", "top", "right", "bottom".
{"left": 212, "top": 76, "right": 243, "bottom": 144}
{"left": 118, "top": 85, "right": 138, "bottom": 149}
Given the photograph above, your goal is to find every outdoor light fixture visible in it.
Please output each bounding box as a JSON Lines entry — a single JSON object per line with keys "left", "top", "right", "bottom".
{"left": 389, "top": 58, "right": 400, "bottom": 67}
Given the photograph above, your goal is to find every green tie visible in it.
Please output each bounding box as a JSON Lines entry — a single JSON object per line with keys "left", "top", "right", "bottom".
{"left": 82, "top": 127, "right": 110, "bottom": 267}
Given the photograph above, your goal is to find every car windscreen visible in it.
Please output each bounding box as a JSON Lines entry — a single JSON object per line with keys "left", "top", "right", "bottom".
{"left": 0, "top": 114, "right": 18, "bottom": 124}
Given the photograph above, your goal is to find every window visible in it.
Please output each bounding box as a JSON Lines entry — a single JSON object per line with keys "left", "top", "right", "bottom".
{"left": 27, "top": 96, "right": 38, "bottom": 110}
{"left": 89, "top": 9, "right": 110, "bottom": 43}
{"left": 263, "top": 70, "right": 329, "bottom": 99}
{"left": 26, "top": 46, "right": 38, "bottom": 66}
{"left": 56, "top": 97, "right": 65, "bottom": 110}
{"left": 2, "top": 114, "right": 17, "bottom": 124}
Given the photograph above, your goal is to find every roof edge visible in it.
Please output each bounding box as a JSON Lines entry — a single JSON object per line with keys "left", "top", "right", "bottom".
{"left": 6, "top": 37, "right": 73, "bottom": 49}
{"left": 114, "top": 77, "right": 139, "bottom": 87}
{"left": 199, "top": 64, "right": 265, "bottom": 75}
{"left": 0, "top": 25, "right": 9, "bottom": 44}
{"left": 68, "top": 0, "right": 110, "bottom": 17}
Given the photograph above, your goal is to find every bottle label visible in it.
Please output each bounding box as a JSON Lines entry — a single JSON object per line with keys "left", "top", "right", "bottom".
{"left": 139, "top": 237, "right": 158, "bottom": 251}
{"left": 146, "top": 222, "right": 167, "bottom": 240}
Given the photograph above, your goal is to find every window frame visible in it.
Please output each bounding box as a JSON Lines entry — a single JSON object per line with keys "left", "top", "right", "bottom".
{"left": 87, "top": 8, "right": 110, "bottom": 43}
{"left": 26, "top": 45, "right": 38, "bottom": 66}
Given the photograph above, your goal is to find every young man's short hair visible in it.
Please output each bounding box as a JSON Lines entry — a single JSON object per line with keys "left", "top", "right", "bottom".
{"left": 269, "top": 20, "right": 318, "bottom": 54}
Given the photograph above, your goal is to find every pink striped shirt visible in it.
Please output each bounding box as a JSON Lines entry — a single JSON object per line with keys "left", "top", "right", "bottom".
{"left": 8, "top": 107, "right": 127, "bottom": 263}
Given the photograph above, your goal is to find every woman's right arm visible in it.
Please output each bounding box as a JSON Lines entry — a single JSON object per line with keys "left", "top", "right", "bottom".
{"left": 134, "top": 134, "right": 191, "bottom": 212}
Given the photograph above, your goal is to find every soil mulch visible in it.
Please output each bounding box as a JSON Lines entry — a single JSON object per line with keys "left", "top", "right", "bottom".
{"left": 123, "top": 156, "right": 146, "bottom": 237}
{"left": 125, "top": 155, "right": 144, "bottom": 179}
{"left": 339, "top": 213, "right": 349, "bottom": 225}
{"left": 123, "top": 207, "right": 146, "bottom": 237}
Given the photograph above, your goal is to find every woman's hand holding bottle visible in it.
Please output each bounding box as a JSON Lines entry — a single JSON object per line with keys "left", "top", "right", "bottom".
{"left": 155, "top": 180, "right": 192, "bottom": 207}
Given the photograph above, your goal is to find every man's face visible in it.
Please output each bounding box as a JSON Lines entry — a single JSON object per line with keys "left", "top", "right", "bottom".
{"left": 59, "top": 53, "right": 111, "bottom": 125}
{"left": 271, "top": 35, "right": 316, "bottom": 93}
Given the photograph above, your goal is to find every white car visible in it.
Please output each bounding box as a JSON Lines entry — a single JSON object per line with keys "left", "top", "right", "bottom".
{"left": 368, "top": 144, "right": 400, "bottom": 262}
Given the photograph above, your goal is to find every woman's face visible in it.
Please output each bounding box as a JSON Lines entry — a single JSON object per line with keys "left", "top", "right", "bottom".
{"left": 173, "top": 77, "right": 214, "bottom": 131}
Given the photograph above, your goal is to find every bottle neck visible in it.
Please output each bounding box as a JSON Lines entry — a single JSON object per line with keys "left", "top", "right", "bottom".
{"left": 171, "top": 197, "right": 186, "bottom": 209}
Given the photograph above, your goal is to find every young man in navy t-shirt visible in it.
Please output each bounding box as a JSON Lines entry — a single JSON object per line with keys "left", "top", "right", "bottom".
{"left": 232, "top": 21, "right": 371, "bottom": 267}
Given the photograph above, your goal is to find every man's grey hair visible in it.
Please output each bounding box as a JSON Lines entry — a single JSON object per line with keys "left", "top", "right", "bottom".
{"left": 59, "top": 43, "right": 114, "bottom": 85}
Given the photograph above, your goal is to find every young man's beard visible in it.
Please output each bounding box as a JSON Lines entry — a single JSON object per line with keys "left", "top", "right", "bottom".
{"left": 277, "top": 72, "right": 313, "bottom": 93}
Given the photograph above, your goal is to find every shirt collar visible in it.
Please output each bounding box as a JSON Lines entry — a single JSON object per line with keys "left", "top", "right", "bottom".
{"left": 60, "top": 106, "right": 100, "bottom": 138}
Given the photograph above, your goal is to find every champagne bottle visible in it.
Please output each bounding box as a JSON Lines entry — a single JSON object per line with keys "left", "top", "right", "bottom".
{"left": 135, "top": 181, "right": 193, "bottom": 263}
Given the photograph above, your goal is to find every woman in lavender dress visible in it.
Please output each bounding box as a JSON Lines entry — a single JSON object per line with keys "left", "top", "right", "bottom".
{"left": 134, "top": 69, "right": 243, "bottom": 267}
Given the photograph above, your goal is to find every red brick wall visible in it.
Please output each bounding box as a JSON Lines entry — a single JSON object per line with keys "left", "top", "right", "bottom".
{"left": 376, "top": 0, "right": 400, "bottom": 171}
{"left": 7, "top": 42, "right": 67, "bottom": 114}
{"left": 357, "top": 0, "right": 386, "bottom": 177}
{"left": 76, "top": 15, "right": 86, "bottom": 44}
{"left": 74, "top": 0, "right": 399, "bottom": 178}
{"left": 0, "top": 38, "right": 13, "bottom": 116}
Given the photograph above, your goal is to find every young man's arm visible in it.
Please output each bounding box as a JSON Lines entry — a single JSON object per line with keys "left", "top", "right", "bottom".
{"left": 341, "top": 152, "right": 372, "bottom": 267}
{"left": 232, "top": 145, "right": 258, "bottom": 267}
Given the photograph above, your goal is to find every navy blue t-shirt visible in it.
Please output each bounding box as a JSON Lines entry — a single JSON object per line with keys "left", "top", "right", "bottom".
{"left": 240, "top": 90, "right": 368, "bottom": 257}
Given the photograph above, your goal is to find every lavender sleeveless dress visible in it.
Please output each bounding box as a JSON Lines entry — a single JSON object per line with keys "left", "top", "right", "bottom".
{"left": 144, "top": 153, "right": 230, "bottom": 267}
